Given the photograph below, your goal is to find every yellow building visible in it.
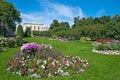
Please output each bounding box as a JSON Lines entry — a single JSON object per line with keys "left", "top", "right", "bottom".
{"left": 23, "top": 23, "right": 48, "bottom": 32}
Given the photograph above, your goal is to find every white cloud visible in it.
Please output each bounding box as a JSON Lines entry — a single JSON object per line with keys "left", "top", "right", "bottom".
{"left": 20, "top": 0, "right": 85, "bottom": 27}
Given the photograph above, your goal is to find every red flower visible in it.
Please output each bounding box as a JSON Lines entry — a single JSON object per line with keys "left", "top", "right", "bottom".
{"left": 34, "top": 64, "right": 38, "bottom": 67}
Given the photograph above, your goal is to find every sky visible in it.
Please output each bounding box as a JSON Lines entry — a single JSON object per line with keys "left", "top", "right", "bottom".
{"left": 7, "top": 0, "right": 120, "bottom": 26}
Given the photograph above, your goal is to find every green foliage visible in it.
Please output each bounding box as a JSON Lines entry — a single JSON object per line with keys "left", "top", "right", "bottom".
{"left": 56, "top": 30, "right": 67, "bottom": 37}
{"left": 32, "top": 31, "right": 52, "bottom": 37}
{"left": 95, "top": 42, "right": 120, "bottom": 50}
{"left": 6, "top": 38, "right": 16, "bottom": 47}
{"left": 0, "top": 1, "right": 21, "bottom": 36}
{"left": 49, "top": 19, "right": 70, "bottom": 38}
{"left": 51, "top": 35, "right": 58, "bottom": 39}
{"left": 80, "top": 37, "right": 91, "bottom": 43}
{"left": 17, "top": 25, "right": 24, "bottom": 38}
{"left": 16, "top": 38, "right": 27, "bottom": 47}
{"left": 70, "top": 15, "right": 120, "bottom": 40}
{"left": 25, "top": 27, "right": 31, "bottom": 37}
{"left": 104, "top": 21, "right": 120, "bottom": 40}
{"left": 49, "top": 19, "right": 59, "bottom": 29}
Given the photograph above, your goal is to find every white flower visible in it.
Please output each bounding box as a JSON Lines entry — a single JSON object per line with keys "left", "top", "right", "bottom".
{"left": 48, "top": 73, "right": 52, "bottom": 77}
{"left": 16, "top": 71, "right": 21, "bottom": 75}
{"left": 30, "top": 73, "right": 40, "bottom": 78}
{"left": 62, "top": 72, "right": 70, "bottom": 76}
{"left": 37, "top": 60, "right": 41, "bottom": 64}
{"left": 43, "top": 60, "right": 47, "bottom": 64}
{"left": 41, "top": 65, "right": 45, "bottom": 69}
{"left": 52, "top": 62, "right": 55, "bottom": 65}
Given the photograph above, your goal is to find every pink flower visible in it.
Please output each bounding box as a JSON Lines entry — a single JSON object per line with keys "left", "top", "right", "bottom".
{"left": 64, "top": 60, "right": 70, "bottom": 66}
{"left": 7, "top": 66, "right": 13, "bottom": 71}
{"left": 79, "top": 69, "right": 84, "bottom": 73}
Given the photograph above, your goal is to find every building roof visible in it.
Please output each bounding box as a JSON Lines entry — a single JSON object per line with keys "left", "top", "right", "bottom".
{"left": 24, "top": 23, "right": 44, "bottom": 25}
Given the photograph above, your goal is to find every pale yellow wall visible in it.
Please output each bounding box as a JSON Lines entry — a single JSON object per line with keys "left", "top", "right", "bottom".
{"left": 23, "top": 23, "right": 48, "bottom": 32}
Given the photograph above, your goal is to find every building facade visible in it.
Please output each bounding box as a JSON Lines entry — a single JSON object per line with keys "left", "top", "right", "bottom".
{"left": 23, "top": 23, "right": 48, "bottom": 32}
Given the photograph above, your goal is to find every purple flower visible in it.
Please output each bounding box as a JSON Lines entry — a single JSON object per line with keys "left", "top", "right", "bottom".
{"left": 20, "top": 43, "right": 40, "bottom": 53}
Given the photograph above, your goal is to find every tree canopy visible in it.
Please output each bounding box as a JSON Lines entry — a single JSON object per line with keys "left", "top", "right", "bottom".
{"left": 0, "top": 1, "right": 21, "bottom": 36}
{"left": 48, "top": 15, "right": 120, "bottom": 40}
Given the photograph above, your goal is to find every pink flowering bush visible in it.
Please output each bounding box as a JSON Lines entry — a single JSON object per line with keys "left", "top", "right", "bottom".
{"left": 7, "top": 43, "right": 89, "bottom": 78}
{"left": 21, "top": 43, "right": 40, "bottom": 56}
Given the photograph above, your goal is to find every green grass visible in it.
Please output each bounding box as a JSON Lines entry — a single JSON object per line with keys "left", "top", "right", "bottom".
{"left": 0, "top": 37, "right": 120, "bottom": 80}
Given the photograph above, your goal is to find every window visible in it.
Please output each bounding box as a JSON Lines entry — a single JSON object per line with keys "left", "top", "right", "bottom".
{"left": 34, "top": 26, "right": 36, "bottom": 30}
{"left": 38, "top": 26, "right": 40, "bottom": 31}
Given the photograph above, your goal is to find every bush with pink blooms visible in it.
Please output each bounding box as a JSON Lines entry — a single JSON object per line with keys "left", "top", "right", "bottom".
{"left": 7, "top": 43, "right": 89, "bottom": 78}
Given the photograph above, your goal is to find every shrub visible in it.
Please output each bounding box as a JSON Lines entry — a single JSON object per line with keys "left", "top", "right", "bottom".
{"left": 25, "top": 27, "right": 31, "bottom": 37}
{"left": 94, "top": 42, "right": 120, "bottom": 50}
{"left": 80, "top": 37, "right": 91, "bottom": 43}
{"left": 6, "top": 38, "right": 16, "bottom": 47}
{"left": 50, "top": 35, "right": 58, "bottom": 40}
{"left": 17, "top": 25, "right": 24, "bottom": 38}
{"left": 0, "top": 37, "right": 8, "bottom": 47}
{"left": 16, "top": 38, "right": 28, "bottom": 47}
{"left": 21, "top": 43, "right": 40, "bottom": 56}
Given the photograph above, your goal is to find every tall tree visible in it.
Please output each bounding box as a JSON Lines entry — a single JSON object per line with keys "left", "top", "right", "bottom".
{"left": 0, "top": 1, "right": 21, "bottom": 36}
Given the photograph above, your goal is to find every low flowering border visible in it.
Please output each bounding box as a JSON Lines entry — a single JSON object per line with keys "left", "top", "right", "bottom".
{"left": 92, "top": 49, "right": 120, "bottom": 55}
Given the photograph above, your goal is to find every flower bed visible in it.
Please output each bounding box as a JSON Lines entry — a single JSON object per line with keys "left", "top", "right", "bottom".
{"left": 93, "top": 41, "right": 120, "bottom": 55}
{"left": 7, "top": 43, "right": 89, "bottom": 78}
{"left": 59, "top": 37, "right": 69, "bottom": 42}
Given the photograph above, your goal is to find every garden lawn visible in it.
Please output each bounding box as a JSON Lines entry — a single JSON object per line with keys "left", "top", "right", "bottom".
{"left": 0, "top": 37, "right": 120, "bottom": 80}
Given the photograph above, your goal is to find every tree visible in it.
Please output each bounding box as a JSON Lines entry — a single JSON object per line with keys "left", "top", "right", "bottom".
{"left": 17, "top": 25, "right": 24, "bottom": 38}
{"left": 72, "top": 16, "right": 80, "bottom": 29}
{"left": 112, "top": 14, "right": 120, "bottom": 22}
{"left": 105, "top": 21, "right": 120, "bottom": 40}
{"left": 0, "top": 1, "right": 21, "bottom": 36}
{"left": 99, "top": 16, "right": 111, "bottom": 24}
{"left": 49, "top": 19, "right": 59, "bottom": 29}
{"left": 59, "top": 22, "right": 70, "bottom": 28}
{"left": 86, "top": 16, "right": 93, "bottom": 25}
{"left": 25, "top": 27, "right": 31, "bottom": 37}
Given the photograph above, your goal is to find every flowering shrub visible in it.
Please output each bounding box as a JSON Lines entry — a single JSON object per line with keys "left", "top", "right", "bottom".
{"left": 7, "top": 43, "right": 89, "bottom": 78}
{"left": 0, "top": 37, "right": 8, "bottom": 47}
{"left": 21, "top": 43, "right": 40, "bottom": 56}
{"left": 0, "top": 37, "right": 28, "bottom": 47}
{"left": 80, "top": 37, "right": 91, "bottom": 43}
{"left": 6, "top": 38, "right": 16, "bottom": 47}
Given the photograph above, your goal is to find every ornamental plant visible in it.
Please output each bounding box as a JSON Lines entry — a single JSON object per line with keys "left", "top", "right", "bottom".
{"left": 21, "top": 43, "right": 40, "bottom": 56}
{"left": 17, "top": 25, "right": 24, "bottom": 38}
{"left": 0, "top": 37, "right": 8, "bottom": 47}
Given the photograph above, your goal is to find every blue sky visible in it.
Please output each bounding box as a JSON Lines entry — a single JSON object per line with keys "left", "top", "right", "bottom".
{"left": 7, "top": 0, "right": 120, "bottom": 26}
